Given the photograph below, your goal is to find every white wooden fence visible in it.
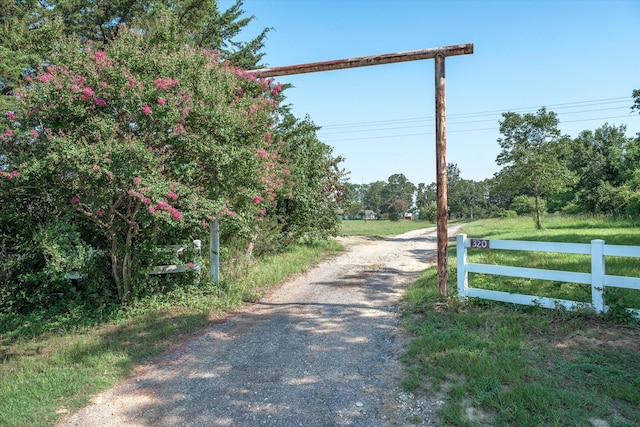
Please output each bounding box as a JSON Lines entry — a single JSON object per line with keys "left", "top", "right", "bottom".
{"left": 456, "top": 234, "right": 640, "bottom": 315}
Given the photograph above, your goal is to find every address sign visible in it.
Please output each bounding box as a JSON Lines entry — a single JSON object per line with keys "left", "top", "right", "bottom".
{"left": 469, "top": 239, "right": 490, "bottom": 249}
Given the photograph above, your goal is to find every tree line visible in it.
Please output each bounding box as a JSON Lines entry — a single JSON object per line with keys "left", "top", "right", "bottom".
{"left": 342, "top": 103, "right": 640, "bottom": 229}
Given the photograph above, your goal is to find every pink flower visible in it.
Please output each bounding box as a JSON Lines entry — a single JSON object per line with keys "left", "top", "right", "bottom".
{"left": 167, "top": 190, "right": 178, "bottom": 200}
{"left": 255, "top": 148, "right": 269, "bottom": 159}
{"left": 95, "top": 209, "right": 105, "bottom": 217}
{"left": 142, "top": 104, "right": 151, "bottom": 115}
{"left": 132, "top": 177, "right": 142, "bottom": 185}
{"left": 252, "top": 195, "right": 263, "bottom": 204}
{"left": 157, "top": 97, "right": 166, "bottom": 105}
{"left": 186, "top": 262, "right": 195, "bottom": 269}
{"left": 81, "top": 87, "right": 95, "bottom": 100}
{"left": 4, "top": 129, "right": 13, "bottom": 138}
{"left": 168, "top": 207, "right": 183, "bottom": 220}
{"left": 272, "top": 82, "right": 283, "bottom": 96}
{"left": 36, "top": 73, "right": 53, "bottom": 83}
{"left": 30, "top": 129, "right": 39, "bottom": 138}
{"left": 71, "top": 196, "right": 80, "bottom": 204}
{"left": 100, "top": 81, "right": 108, "bottom": 88}
{"left": 1, "top": 170, "right": 20, "bottom": 179}
{"left": 154, "top": 77, "right": 179, "bottom": 90}
{"left": 283, "top": 169, "right": 290, "bottom": 175}
{"left": 95, "top": 98, "right": 106, "bottom": 107}
{"left": 143, "top": 197, "right": 151, "bottom": 204}
{"left": 6, "top": 111, "right": 16, "bottom": 121}
{"left": 95, "top": 51, "right": 106, "bottom": 60}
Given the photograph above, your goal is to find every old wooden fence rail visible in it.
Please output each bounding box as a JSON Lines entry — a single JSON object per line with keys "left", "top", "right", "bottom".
{"left": 456, "top": 234, "right": 640, "bottom": 315}
{"left": 65, "top": 239, "right": 203, "bottom": 282}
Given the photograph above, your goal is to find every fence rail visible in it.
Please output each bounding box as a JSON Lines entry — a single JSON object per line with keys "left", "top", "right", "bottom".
{"left": 456, "top": 234, "right": 640, "bottom": 315}
{"left": 65, "top": 240, "right": 202, "bottom": 282}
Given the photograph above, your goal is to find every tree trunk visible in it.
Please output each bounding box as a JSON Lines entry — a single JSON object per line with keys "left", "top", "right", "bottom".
{"left": 122, "top": 251, "right": 132, "bottom": 299}
{"left": 120, "top": 219, "right": 138, "bottom": 300}
{"left": 534, "top": 195, "right": 542, "bottom": 230}
{"left": 110, "top": 237, "right": 124, "bottom": 301}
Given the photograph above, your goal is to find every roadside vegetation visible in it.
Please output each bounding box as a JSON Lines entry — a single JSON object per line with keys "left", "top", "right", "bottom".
{"left": 403, "top": 215, "right": 640, "bottom": 426}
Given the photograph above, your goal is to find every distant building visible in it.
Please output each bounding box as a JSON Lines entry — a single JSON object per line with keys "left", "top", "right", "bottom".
{"left": 404, "top": 212, "right": 414, "bottom": 221}
{"left": 358, "top": 210, "right": 377, "bottom": 220}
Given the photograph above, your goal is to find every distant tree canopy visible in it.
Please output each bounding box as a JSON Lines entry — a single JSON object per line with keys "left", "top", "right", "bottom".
{"left": 343, "top": 90, "right": 639, "bottom": 227}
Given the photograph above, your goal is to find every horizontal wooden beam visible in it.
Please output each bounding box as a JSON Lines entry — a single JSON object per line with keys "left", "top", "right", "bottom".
{"left": 249, "top": 43, "right": 474, "bottom": 78}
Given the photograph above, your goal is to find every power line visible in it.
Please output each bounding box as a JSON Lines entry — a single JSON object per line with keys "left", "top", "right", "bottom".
{"left": 318, "top": 96, "right": 634, "bottom": 131}
{"left": 318, "top": 106, "right": 634, "bottom": 136}
{"left": 320, "top": 114, "right": 638, "bottom": 143}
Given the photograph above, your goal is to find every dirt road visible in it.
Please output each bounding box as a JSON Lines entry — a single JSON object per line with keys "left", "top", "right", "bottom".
{"left": 59, "top": 226, "right": 459, "bottom": 426}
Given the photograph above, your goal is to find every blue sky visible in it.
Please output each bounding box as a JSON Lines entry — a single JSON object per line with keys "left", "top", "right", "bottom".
{"left": 222, "top": 0, "right": 640, "bottom": 186}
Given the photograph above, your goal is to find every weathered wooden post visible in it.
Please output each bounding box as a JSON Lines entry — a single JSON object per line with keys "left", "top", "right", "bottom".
{"left": 435, "top": 53, "right": 448, "bottom": 296}
{"left": 210, "top": 220, "right": 220, "bottom": 284}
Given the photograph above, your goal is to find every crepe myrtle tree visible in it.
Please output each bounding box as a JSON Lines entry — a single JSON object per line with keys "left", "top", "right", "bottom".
{"left": 0, "top": 30, "right": 289, "bottom": 301}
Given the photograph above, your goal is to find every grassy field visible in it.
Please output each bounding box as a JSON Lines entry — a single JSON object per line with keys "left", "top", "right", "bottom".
{"left": 403, "top": 215, "right": 640, "bottom": 426}
{"left": 340, "top": 219, "right": 434, "bottom": 237}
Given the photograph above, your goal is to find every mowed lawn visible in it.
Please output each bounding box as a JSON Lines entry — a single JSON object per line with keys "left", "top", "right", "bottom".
{"left": 340, "top": 219, "right": 434, "bottom": 237}
{"left": 403, "top": 215, "right": 640, "bottom": 426}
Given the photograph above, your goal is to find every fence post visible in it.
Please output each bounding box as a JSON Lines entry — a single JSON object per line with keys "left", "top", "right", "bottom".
{"left": 457, "top": 234, "right": 468, "bottom": 298}
{"left": 591, "top": 239, "right": 605, "bottom": 314}
{"left": 193, "top": 239, "right": 202, "bottom": 283}
{"left": 210, "top": 220, "right": 220, "bottom": 284}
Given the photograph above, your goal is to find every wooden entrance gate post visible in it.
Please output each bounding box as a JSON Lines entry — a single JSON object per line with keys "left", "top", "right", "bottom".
{"left": 434, "top": 53, "right": 448, "bottom": 296}
{"left": 250, "top": 44, "right": 473, "bottom": 296}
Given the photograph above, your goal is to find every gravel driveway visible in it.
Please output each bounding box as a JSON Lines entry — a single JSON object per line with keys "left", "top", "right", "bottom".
{"left": 59, "top": 226, "right": 460, "bottom": 426}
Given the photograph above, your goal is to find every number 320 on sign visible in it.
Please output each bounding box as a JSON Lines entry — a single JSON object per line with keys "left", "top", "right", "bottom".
{"left": 470, "top": 239, "right": 490, "bottom": 249}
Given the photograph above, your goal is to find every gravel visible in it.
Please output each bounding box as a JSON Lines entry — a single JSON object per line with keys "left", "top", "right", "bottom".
{"left": 58, "top": 226, "right": 459, "bottom": 427}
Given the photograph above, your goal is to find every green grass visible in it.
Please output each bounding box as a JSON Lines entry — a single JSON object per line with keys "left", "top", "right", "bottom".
{"left": 0, "top": 239, "right": 342, "bottom": 427}
{"left": 340, "top": 219, "right": 434, "bottom": 237}
{"left": 403, "top": 215, "right": 640, "bottom": 426}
